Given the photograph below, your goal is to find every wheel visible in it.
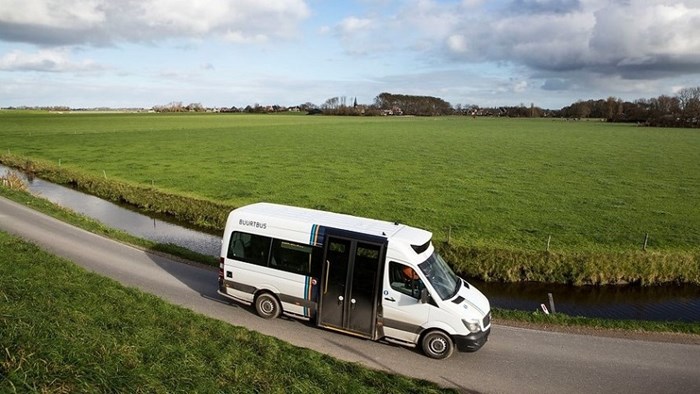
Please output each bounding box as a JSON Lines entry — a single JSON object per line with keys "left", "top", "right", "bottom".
{"left": 255, "top": 293, "right": 281, "bottom": 319}
{"left": 421, "top": 330, "right": 454, "bottom": 359}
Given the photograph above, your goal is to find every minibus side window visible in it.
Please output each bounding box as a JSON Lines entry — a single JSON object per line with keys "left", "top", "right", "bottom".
{"left": 389, "top": 261, "right": 421, "bottom": 299}
{"left": 270, "top": 239, "right": 313, "bottom": 275}
{"left": 228, "top": 231, "right": 271, "bottom": 267}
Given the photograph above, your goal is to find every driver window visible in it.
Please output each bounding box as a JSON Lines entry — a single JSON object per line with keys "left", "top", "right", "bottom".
{"left": 389, "top": 261, "right": 421, "bottom": 299}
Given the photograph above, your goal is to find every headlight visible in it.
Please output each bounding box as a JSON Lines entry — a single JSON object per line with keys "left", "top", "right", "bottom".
{"left": 462, "top": 319, "right": 481, "bottom": 333}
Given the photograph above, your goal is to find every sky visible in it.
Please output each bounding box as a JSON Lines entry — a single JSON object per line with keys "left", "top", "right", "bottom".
{"left": 0, "top": 0, "right": 699, "bottom": 110}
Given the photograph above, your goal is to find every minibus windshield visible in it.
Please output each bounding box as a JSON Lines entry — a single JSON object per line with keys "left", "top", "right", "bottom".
{"left": 418, "top": 252, "right": 460, "bottom": 300}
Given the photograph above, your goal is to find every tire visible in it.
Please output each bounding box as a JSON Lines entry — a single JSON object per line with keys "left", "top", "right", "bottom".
{"left": 255, "top": 293, "right": 281, "bottom": 319}
{"left": 421, "top": 330, "right": 454, "bottom": 359}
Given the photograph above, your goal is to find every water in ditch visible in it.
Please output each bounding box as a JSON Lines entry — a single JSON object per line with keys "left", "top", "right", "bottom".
{"left": 0, "top": 164, "right": 221, "bottom": 256}
{"left": 1, "top": 164, "right": 698, "bottom": 322}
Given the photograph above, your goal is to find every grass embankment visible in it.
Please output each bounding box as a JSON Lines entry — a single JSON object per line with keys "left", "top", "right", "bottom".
{"left": 0, "top": 230, "right": 450, "bottom": 393}
{"left": 438, "top": 242, "right": 699, "bottom": 286}
{"left": 1, "top": 112, "right": 698, "bottom": 285}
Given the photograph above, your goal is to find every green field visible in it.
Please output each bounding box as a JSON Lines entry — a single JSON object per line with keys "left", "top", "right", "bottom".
{"left": 1, "top": 111, "right": 698, "bottom": 284}
{"left": 0, "top": 230, "right": 449, "bottom": 393}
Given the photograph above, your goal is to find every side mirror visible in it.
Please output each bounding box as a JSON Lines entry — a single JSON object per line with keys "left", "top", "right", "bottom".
{"left": 420, "top": 288, "right": 430, "bottom": 304}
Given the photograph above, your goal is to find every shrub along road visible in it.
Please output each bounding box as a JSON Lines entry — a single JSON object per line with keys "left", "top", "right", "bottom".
{"left": 1, "top": 196, "right": 698, "bottom": 393}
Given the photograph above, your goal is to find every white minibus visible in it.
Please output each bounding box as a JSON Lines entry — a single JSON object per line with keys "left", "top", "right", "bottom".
{"left": 218, "top": 203, "right": 491, "bottom": 359}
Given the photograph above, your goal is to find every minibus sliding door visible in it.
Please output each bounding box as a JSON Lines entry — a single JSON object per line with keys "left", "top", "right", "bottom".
{"left": 319, "top": 237, "right": 351, "bottom": 330}
{"left": 318, "top": 230, "right": 385, "bottom": 338}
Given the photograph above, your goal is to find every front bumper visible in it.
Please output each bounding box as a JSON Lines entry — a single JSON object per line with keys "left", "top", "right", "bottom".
{"left": 453, "top": 327, "right": 490, "bottom": 352}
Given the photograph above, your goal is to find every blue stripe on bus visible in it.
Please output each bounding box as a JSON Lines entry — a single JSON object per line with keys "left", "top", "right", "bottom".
{"left": 309, "top": 224, "right": 318, "bottom": 246}
{"left": 310, "top": 223, "right": 325, "bottom": 247}
{"left": 311, "top": 224, "right": 325, "bottom": 247}
{"left": 303, "top": 276, "right": 311, "bottom": 317}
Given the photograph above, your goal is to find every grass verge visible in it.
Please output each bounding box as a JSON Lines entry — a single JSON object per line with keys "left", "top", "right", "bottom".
{"left": 492, "top": 308, "right": 700, "bottom": 336}
{"left": 0, "top": 230, "right": 451, "bottom": 393}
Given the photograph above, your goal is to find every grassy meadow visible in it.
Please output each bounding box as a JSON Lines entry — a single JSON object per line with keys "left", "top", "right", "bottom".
{"left": 1, "top": 111, "right": 698, "bottom": 284}
{"left": 0, "top": 230, "right": 450, "bottom": 393}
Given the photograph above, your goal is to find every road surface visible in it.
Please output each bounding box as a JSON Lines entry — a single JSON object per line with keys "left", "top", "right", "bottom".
{"left": 1, "top": 196, "right": 698, "bottom": 393}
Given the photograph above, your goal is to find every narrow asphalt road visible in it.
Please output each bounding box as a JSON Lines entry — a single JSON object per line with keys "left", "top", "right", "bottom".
{"left": 1, "top": 196, "right": 698, "bottom": 393}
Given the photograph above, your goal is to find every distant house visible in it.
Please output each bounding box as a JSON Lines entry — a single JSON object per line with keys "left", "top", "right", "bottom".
{"left": 381, "top": 106, "right": 403, "bottom": 116}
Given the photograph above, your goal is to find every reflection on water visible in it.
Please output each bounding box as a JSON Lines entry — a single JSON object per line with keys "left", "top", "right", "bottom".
{"left": 470, "top": 279, "right": 700, "bottom": 323}
{"left": 0, "top": 165, "right": 221, "bottom": 256}
{"left": 2, "top": 164, "right": 699, "bottom": 322}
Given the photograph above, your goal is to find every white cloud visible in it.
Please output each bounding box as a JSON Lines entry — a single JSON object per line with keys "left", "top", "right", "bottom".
{"left": 330, "top": 1, "right": 700, "bottom": 75}
{"left": 223, "top": 31, "right": 269, "bottom": 44}
{"left": 332, "top": 16, "right": 386, "bottom": 55}
{"left": 395, "top": 0, "right": 460, "bottom": 39}
{"left": 0, "top": 49, "right": 103, "bottom": 72}
{"left": 588, "top": 2, "right": 700, "bottom": 72}
{"left": 0, "top": 0, "right": 106, "bottom": 29}
{"left": 513, "top": 80, "right": 528, "bottom": 93}
{"left": 442, "top": 1, "right": 700, "bottom": 77}
{"left": 0, "top": 0, "right": 310, "bottom": 46}
{"left": 338, "top": 17, "right": 373, "bottom": 34}
{"left": 462, "top": 0, "right": 485, "bottom": 7}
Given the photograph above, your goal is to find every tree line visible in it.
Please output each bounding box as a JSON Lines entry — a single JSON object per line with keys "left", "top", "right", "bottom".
{"left": 316, "top": 88, "right": 700, "bottom": 128}
{"left": 558, "top": 87, "right": 700, "bottom": 127}
{"left": 147, "top": 86, "right": 700, "bottom": 128}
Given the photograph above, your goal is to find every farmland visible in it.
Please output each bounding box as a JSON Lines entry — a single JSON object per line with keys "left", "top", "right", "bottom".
{"left": 1, "top": 111, "right": 698, "bottom": 284}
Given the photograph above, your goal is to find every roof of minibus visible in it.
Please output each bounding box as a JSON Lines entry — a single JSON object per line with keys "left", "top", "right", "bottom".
{"left": 232, "top": 202, "right": 432, "bottom": 244}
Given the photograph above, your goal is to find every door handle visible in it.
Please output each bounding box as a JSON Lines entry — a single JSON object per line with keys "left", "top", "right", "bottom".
{"left": 384, "top": 297, "right": 395, "bottom": 302}
{"left": 324, "top": 260, "right": 330, "bottom": 294}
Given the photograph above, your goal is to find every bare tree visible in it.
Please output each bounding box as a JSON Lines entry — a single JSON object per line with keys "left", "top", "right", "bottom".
{"left": 605, "top": 97, "right": 623, "bottom": 120}
{"left": 322, "top": 97, "right": 339, "bottom": 110}
{"left": 677, "top": 87, "right": 700, "bottom": 119}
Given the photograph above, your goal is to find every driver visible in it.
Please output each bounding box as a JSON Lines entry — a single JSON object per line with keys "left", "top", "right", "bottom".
{"left": 402, "top": 266, "right": 419, "bottom": 281}
{"left": 402, "top": 266, "right": 422, "bottom": 297}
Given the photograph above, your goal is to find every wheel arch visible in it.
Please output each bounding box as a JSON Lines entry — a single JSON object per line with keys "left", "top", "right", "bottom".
{"left": 419, "top": 320, "right": 459, "bottom": 339}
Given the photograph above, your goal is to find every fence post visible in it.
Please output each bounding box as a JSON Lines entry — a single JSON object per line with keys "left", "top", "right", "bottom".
{"left": 642, "top": 233, "right": 649, "bottom": 251}
{"left": 546, "top": 235, "right": 551, "bottom": 252}
{"left": 548, "top": 293, "right": 556, "bottom": 314}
